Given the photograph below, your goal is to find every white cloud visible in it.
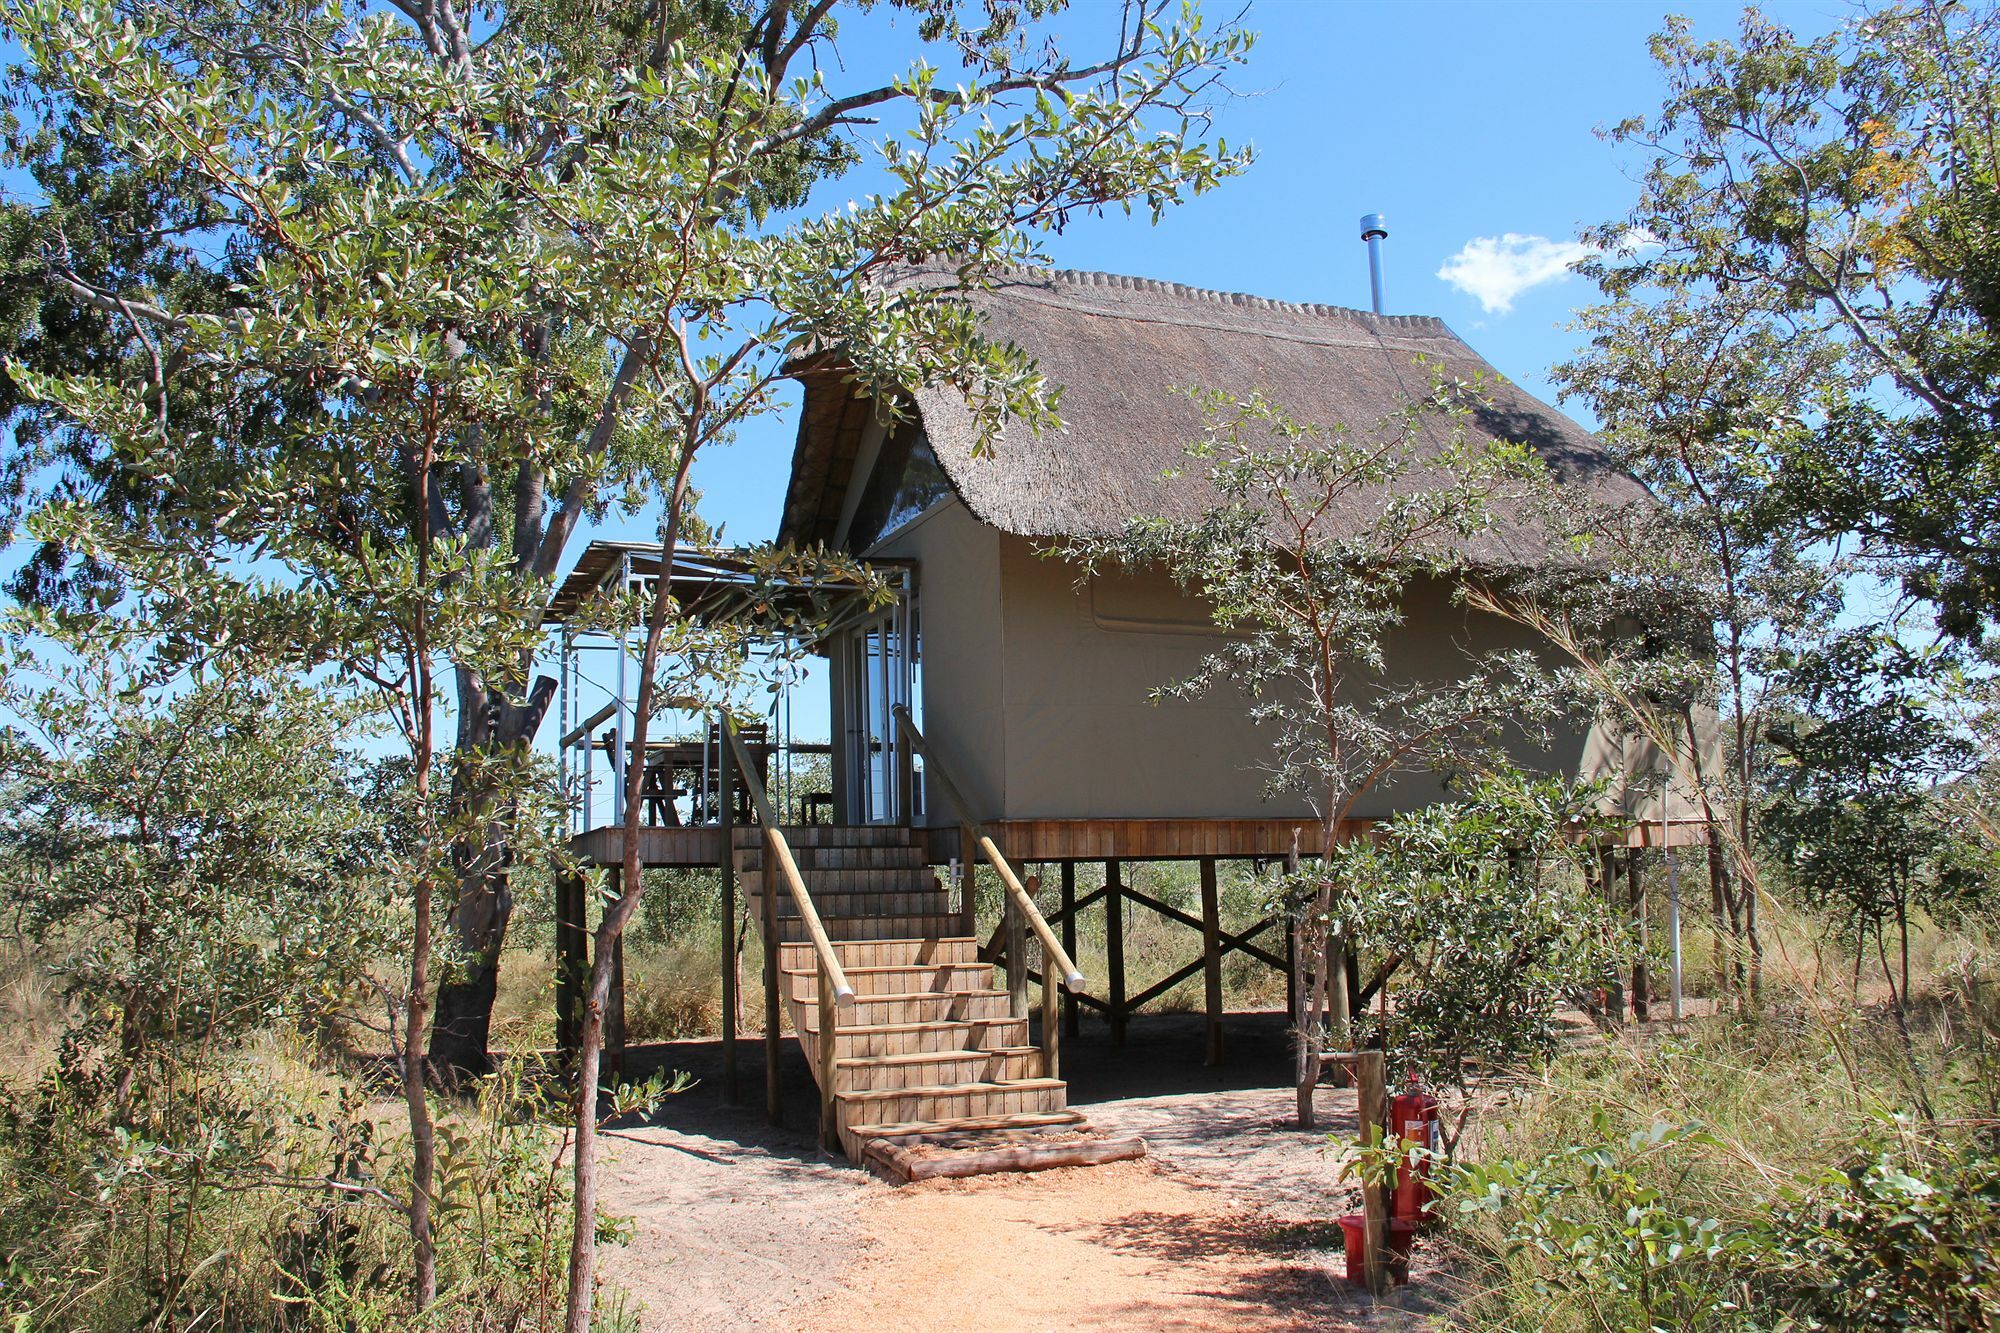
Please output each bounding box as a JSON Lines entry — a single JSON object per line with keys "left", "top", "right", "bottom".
{"left": 1435, "top": 233, "right": 1592, "bottom": 314}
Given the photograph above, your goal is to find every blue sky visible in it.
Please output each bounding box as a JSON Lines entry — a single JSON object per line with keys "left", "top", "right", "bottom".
{"left": 574, "top": 0, "right": 1851, "bottom": 744}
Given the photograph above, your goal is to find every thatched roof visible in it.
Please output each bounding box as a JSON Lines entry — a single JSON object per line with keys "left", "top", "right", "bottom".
{"left": 779, "top": 266, "right": 1648, "bottom": 563}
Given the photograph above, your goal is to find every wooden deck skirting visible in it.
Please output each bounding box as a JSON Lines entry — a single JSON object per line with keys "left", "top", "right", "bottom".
{"left": 568, "top": 815, "right": 1712, "bottom": 870}
{"left": 558, "top": 812, "right": 1711, "bottom": 1084}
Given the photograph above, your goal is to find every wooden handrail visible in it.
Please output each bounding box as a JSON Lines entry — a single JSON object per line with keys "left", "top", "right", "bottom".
{"left": 891, "top": 706, "right": 1087, "bottom": 993}
{"left": 723, "top": 715, "right": 855, "bottom": 1007}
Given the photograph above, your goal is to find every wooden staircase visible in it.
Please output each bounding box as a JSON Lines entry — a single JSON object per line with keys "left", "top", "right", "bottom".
{"left": 737, "top": 824, "right": 1141, "bottom": 1178}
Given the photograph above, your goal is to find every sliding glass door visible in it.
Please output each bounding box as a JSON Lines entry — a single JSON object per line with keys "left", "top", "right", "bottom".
{"left": 844, "top": 602, "right": 919, "bottom": 824}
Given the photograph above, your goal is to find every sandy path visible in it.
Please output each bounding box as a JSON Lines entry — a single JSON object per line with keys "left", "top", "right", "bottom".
{"left": 595, "top": 1118, "right": 872, "bottom": 1329}
{"left": 808, "top": 1160, "right": 1347, "bottom": 1332}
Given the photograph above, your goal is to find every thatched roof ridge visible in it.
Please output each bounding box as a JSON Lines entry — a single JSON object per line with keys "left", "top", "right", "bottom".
{"left": 779, "top": 264, "right": 1648, "bottom": 564}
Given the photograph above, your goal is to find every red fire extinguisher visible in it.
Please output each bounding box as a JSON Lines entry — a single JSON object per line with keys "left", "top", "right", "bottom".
{"left": 1390, "top": 1078, "right": 1440, "bottom": 1226}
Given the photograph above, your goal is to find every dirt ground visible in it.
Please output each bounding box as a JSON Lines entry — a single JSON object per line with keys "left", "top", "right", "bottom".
{"left": 598, "top": 1011, "right": 1448, "bottom": 1331}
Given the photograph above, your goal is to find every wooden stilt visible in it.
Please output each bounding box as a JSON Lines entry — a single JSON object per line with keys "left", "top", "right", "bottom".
{"left": 1060, "top": 862, "right": 1079, "bottom": 1039}
{"left": 1629, "top": 847, "right": 1650, "bottom": 1022}
{"left": 1200, "top": 857, "right": 1223, "bottom": 1066}
{"left": 1600, "top": 844, "right": 1625, "bottom": 1024}
{"left": 1106, "top": 859, "right": 1126, "bottom": 1046}
{"left": 719, "top": 731, "right": 739, "bottom": 1104}
{"left": 555, "top": 866, "right": 587, "bottom": 1067}
{"left": 605, "top": 866, "right": 626, "bottom": 1086}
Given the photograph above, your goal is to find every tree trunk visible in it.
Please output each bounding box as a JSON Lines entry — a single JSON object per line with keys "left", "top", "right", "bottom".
{"left": 429, "top": 674, "right": 558, "bottom": 1076}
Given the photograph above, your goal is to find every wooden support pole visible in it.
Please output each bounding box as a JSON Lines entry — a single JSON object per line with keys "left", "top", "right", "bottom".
{"left": 1356, "top": 1049, "right": 1392, "bottom": 1296}
{"left": 1200, "top": 857, "right": 1224, "bottom": 1067}
{"left": 1105, "top": 859, "right": 1126, "bottom": 1046}
{"left": 762, "top": 828, "right": 783, "bottom": 1128}
{"left": 1060, "top": 862, "right": 1079, "bottom": 1039}
{"left": 1630, "top": 847, "right": 1650, "bottom": 1022}
{"left": 605, "top": 866, "right": 626, "bottom": 1086}
{"left": 1599, "top": 844, "right": 1625, "bottom": 1024}
{"left": 719, "top": 732, "right": 739, "bottom": 1104}
{"left": 555, "top": 866, "right": 587, "bottom": 1067}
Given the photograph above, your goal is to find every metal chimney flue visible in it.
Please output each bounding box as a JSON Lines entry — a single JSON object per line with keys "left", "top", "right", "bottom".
{"left": 1359, "top": 212, "right": 1388, "bottom": 315}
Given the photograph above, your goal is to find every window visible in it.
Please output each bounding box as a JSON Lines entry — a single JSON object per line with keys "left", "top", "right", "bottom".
{"left": 846, "top": 421, "right": 951, "bottom": 552}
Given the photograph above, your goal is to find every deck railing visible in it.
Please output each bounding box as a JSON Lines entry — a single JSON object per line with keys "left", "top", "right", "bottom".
{"left": 722, "top": 714, "right": 854, "bottom": 1151}
{"left": 891, "top": 705, "right": 1084, "bottom": 1078}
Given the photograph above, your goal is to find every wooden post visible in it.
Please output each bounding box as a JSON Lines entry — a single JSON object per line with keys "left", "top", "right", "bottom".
{"left": 1356, "top": 1049, "right": 1392, "bottom": 1296}
{"left": 1006, "top": 878, "right": 1030, "bottom": 1018}
{"left": 959, "top": 823, "right": 978, "bottom": 937}
{"left": 1200, "top": 857, "right": 1224, "bottom": 1066}
{"left": 1060, "top": 862, "right": 1079, "bottom": 1038}
{"left": 1629, "top": 847, "right": 1650, "bottom": 1022}
{"left": 762, "top": 828, "right": 783, "bottom": 1128}
{"left": 555, "top": 867, "right": 587, "bottom": 1067}
{"left": 1105, "top": 859, "right": 1126, "bottom": 1046}
{"left": 605, "top": 866, "right": 626, "bottom": 1086}
{"left": 719, "top": 731, "right": 739, "bottom": 1104}
{"left": 1040, "top": 927, "right": 1061, "bottom": 1081}
{"left": 817, "top": 960, "right": 839, "bottom": 1154}
{"left": 1600, "top": 844, "right": 1625, "bottom": 1024}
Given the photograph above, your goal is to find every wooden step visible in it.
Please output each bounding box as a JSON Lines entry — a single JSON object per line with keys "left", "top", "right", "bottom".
{"left": 836, "top": 1047, "right": 1044, "bottom": 1091}
{"left": 834, "top": 1077, "right": 1066, "bottom": 1134}
{"left": 785, "top": 962, "right": 993, "bottom": 1000}
{"left": 838, "top": 1107, "right": 1082, "bottom": 1160}
{"left": 862, "top": 1130, "right": 1147, "bottom": 1184}
{"left": 831, "top": 1017, "right": 1029, "bottom": 1059}
{"left": 745, "top": 867, "right": 941, "bottom": 893}
{"left": 772, "top": 914, "right": 967, "bottom": 943}
{"left": 845, "top": 1109, "right": 1087, "bottom": 1143}
{"left": 780, "top": 937, "right": 978, "bottom": 970}
{"left": 797, "top": 989, "right": 1013, "bottom": 1028}
{"left": 750, "top": 890, "right": 952, "bottom": 919}
{"left": 740, "top": 845, "right": 927, "bottom": 870}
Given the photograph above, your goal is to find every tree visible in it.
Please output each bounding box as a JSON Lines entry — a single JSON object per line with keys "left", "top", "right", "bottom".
{"left": 1601, "top": 2, "right": 2000, "bottom": 641}
{"left": 1065, "top": 379, "right": 1568, "bottom": 1126}
{"left": 0, "top": 0, "right": 1252, "bottom": 1086}
{"left": 0, "top": 0, "right": 1251, "bottom": 1314}
{"left": 1335, "top": 772, "right": 1615, "bottom": 1155}
{"left": 1764, "top": 629, "right": 1988, "bottom": 1020}
{"left": 1478, "top": 248, "right": 1855, "bottom": 1003}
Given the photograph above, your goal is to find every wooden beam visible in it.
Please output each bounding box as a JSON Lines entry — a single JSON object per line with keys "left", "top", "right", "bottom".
{"left": 1117, "top": 885, "right": 1288, "bottom": 972}
{"left": 1201, "top": 857, "right": 1223, "bottom": 1067}
{"left": 1125, "top": 955, "right": 1205, "bottom": 1011}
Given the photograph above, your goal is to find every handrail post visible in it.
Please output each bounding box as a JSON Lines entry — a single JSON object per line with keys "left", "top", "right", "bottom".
{"left": 1006, "top": 879, "right": 1030, "bottom": 1019}
{"left": 892, "top": 705, "right": 1087, "bottom": 995}
{"left": 958, "top": 823, "right": 977, "bottom": 937}
{"left": 817, "top": 957, "right": 840, "bottom": 1154}
{"left": 1040, "top": 922, "right": 1061, "bottom": 1080}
